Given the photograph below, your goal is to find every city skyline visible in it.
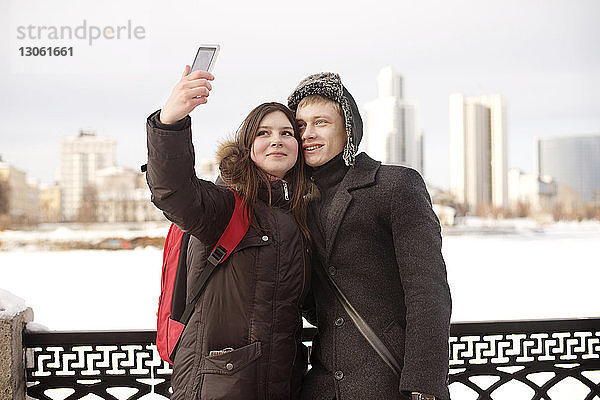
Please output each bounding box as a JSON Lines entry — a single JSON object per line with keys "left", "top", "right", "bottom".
{"left": 1, "top": 0, "right": 598, "bottom": 190}
{"left": 1, "top": 92, "right": 598, "bottom": 193}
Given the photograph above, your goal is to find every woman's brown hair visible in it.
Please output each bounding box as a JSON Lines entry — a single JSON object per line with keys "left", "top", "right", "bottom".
{"left": 217, "top": 102, "right": 311, "bottom": 242}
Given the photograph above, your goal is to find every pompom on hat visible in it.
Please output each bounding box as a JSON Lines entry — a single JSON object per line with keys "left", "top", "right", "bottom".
{"left": 288, "top": 72, "right": 363, "bottom": 166}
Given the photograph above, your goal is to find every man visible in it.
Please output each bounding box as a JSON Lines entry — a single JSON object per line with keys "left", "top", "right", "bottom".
{"left": 288, "top": 73, "right": 452, "bottom": 400}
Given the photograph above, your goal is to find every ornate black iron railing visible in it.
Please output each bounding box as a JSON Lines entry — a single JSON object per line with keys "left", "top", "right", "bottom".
{"left": 24, "top": 330, "right": 173, "bottom": 399}
{"left": 24, "top": 319, "right": 600, "bottom": 400}
{"left": 449, "top": 318, "right": 600, "bottom": 399}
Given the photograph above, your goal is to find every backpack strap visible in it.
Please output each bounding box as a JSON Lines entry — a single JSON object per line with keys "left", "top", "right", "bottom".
{"left": 179, "top": 188, "right": 249, "bottom": 324}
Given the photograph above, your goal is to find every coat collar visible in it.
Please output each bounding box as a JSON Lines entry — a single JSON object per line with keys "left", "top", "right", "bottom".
{"left": 341, "top": 152, "right": 380, "bottom": 192}
{"left": 216, "top": 175, "right": 292, "bottom": 210}
{"left": 258, "top": 179, "right": 292, "bottom": 210}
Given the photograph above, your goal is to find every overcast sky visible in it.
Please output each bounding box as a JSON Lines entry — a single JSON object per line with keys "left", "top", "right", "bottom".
{"left": 1, "top": 0, "right": 599, "bottom": 189}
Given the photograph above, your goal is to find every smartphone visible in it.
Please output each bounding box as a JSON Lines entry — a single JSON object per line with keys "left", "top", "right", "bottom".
{"left": 190, "top": 45, "right": 220, "bottom": 73}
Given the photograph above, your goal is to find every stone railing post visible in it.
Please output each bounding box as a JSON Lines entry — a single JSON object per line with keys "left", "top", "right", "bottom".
{"left": 0, "top": 307, "right": 34, "bottom": 400}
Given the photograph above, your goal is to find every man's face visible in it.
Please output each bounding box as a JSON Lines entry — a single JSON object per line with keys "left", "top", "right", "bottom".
{"left": 296, "top": 102, "right": 346, "bottom": 168}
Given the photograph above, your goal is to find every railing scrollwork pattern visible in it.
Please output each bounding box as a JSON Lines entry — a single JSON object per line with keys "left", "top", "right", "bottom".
{"left": 449, "top": 318, "right": 600, "bottom": 399}
{"left": 24, "top": 319, "right": 600, "bottom": 399}
{"left": 24, "top": 331, "right": 173, "bottom": 399}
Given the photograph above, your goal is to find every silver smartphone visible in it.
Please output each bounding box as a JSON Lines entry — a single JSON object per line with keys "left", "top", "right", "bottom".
{"left": 190, "top": 45, "right": 220, "bottom": 73}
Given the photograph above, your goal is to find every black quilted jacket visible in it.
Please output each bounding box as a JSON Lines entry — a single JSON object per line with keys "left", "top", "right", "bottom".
{"left": 146, "top": 110, "right": 310, "bottom": 400}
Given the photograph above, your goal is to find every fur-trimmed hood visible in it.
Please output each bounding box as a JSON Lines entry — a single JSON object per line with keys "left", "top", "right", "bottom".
{"left": 215, "top": 139, "right": 248, "bottom": 188}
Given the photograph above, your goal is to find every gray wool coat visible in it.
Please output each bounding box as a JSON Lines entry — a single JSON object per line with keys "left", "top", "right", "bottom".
{"left": 302, "top": 152, "right": 452, "bottom": 400}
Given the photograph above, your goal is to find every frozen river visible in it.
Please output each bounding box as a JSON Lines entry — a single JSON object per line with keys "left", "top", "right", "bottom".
{"left": 1, "top": 221, "right": 599, "bottom": 399}
{"left": 2, "top": 223, "right": 599, "bottom": 330}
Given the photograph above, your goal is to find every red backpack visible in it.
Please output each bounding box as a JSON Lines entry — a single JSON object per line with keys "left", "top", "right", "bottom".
{"left": 156, "top": 188, "right": 250, "bottom": 364}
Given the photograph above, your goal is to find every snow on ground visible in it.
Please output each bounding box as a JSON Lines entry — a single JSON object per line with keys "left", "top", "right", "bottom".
{"left": 0, "top": 288, "right": 28, "bottom": 317}
{"left": 444, "top": 227, "right": 600, "bottom": 322}
{"left": 1, "top": 247, "right": 163, "bottom": 330}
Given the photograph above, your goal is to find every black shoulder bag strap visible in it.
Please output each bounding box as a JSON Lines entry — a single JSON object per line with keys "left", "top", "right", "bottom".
{"left": 314, "top": 263, "right": 402, "bottom": 377}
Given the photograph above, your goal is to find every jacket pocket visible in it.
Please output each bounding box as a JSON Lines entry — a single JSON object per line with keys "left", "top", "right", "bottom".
{"left": 199, "top": 341, "right": 262, "bottom": 400}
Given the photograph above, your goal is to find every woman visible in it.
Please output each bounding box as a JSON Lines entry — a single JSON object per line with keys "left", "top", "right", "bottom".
{"left": 146, "top": 66, "right": 311, "bottom": 399}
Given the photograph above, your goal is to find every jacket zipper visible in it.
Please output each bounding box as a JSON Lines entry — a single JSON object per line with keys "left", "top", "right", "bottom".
{"left": 283, "top": 181, "right": 289, "bottom": 200}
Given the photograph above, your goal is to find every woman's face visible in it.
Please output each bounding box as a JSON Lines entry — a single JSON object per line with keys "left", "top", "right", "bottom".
{"left": 250, "top": 111, "right": 299, "bottom": 179}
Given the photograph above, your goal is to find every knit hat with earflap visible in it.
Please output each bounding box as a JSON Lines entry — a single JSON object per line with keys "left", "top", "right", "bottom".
{"left": 287, "top": 72, "right": 363, "bottom": 166}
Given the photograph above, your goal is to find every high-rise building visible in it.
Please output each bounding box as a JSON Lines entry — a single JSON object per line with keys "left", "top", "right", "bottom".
{"left": 59, "top": 130, "right": 116, "bottom": 221}
{"left": 95, "top": 166, "right": 164, "bottom": 222}
{"left": 25, "top": 177, "right": 40, "bottom": 224}
{"left": 39, "top": 184, "right": 61, "bottom": 223}
{"left": 0, "top": 161, "right": 40, "bottom": 226}
{"left": 450, "top": 93, "right": 508, "bottom": 213}
{"left": 537, "top": 134, "right": 600, "bottom": 204}
{"left": 364, "top": 67, "right": 423, "bottom": 173}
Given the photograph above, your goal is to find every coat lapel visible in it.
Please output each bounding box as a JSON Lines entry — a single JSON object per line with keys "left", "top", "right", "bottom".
{"left": 324, "top": 153, "right": 381, "bottom": 264}
{"left": 324, "top": 185, "right": 352, "bottom": 262}
{"left": 308, "top": 202, "right": 327, "bottom": 259}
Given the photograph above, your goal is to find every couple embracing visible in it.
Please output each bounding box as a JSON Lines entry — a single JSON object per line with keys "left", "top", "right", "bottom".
{"left": 145, "top": 67, "right": 452, "bottom": 400}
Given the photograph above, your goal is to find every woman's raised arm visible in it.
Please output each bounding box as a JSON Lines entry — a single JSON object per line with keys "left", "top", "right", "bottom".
{"left": 145, "top": 67, "right": 233, "bottom": 249}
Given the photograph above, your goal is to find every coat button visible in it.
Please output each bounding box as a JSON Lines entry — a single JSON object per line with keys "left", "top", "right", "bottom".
{"left": 334, "top": 370, "right": 344, "bottom": 380}
{"left": 328, "top": 266, "right": 336, "bottom": 276}
{"left": 225, "top": 362, "right": 234, "bottom": 371}
{"left": 334, "top": 317, "right": 344, "bottom": 326}
{"left": 261, "top": 235, "right": 269, "bottom": 242}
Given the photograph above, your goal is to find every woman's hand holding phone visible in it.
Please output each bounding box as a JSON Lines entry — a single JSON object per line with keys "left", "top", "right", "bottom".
{"left": 159, "top": 65, "right": 214, "bottom": 125}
